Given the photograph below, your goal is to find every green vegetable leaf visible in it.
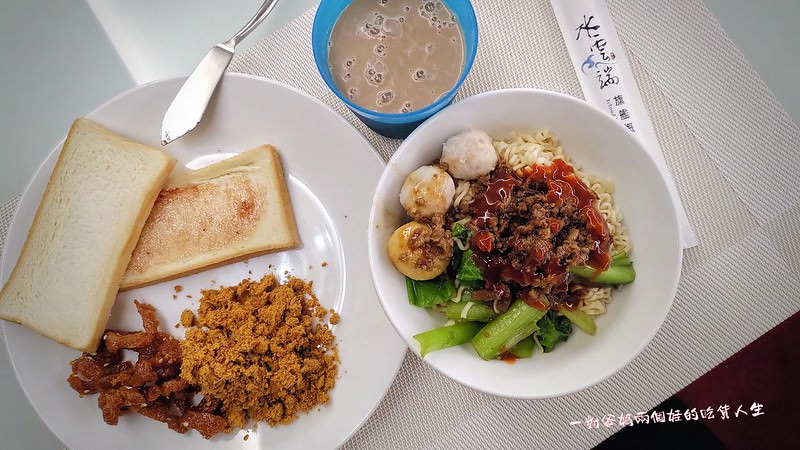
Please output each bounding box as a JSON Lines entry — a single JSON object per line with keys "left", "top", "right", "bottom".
{"left": 471, "top": 300, "right": 547, "bottom": 360}
{"left": 558, "top": 307, "right": 596, "bottom": 335}
{"left": 449, "top": 222, "right": 484, "bottom": 287}
{"left": 443, "top": 301, "right": 497, "bottom": 322}
{"left": 406, "top": 277, "right": 456, "bottom": 308}
{"left": 451, "top": 221, "right": 470, "bottom": 239}
{"left": 535, "top": 310, "right": 573, "bottom": 353}
{"left": 509, "top": 336, "right": 536, "bottom": 358}
{"left": 414, "top": 321, "right": 482, "bottom": 357}
{"left": 457, "top": 249, "right": 483, "bottom": 282}
{"left": 570, "top": 251, "right": 636, "bottom": 285}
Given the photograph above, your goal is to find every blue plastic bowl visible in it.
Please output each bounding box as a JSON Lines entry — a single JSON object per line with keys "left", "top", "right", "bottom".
{"left": 312, "top": 0, "right": 478, "bottom": 139}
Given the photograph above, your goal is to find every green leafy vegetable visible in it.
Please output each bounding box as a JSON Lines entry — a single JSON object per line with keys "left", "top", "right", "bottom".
{"left": 610, "top": 251, "right": 630, "bottom": 264}
{"left": 570, "top": 252, "right": 636, "bottom": 285}
{"left": 443, "top": 301, "right": 497, "bottom": 322}
{"left": 414, "top": 321, "right": 482, "bottom": 357}
{"left": 558, "top": 307, "right": 596, "bottom": 335}
{"left": 509, "top": 336, "right": 536, "bottom": 359}
{"left": 535, "top": 310, "right": 572, "bottom": 353}
{"left": 449, "top": 221, "right": 483, "bottom": 288}
{"left": 451, "top": 221, "right": 470, "bottom": 239}
{"left": 456, "top": 249, "right": 483, "bottom": 285}
{"left": 406, "top": 277, "right": 456, "bottom": 308}
{"left": 471, "top": 299, "right": 547, "bottom": 360}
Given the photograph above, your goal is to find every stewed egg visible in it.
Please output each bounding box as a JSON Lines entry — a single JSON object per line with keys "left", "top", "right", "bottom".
{"left": 386, "top": 221, "right": 453, "bottom": 280}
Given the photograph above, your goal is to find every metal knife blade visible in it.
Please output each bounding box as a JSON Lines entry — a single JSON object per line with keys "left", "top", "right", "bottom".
{"left": 160, "top": 0, "right": 280, "bottom": 145}
{"left": 161, "top": 44, "right": 233, "bottom": 145}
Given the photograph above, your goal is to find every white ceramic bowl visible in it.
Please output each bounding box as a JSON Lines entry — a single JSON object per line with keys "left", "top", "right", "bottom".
{"left": 368, "top": 89, "right": 682, "bottom": 399}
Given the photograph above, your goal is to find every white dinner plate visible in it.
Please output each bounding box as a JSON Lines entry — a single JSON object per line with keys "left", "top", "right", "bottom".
{"left": 1, "top": 74, "right": 405, "bottom": 449}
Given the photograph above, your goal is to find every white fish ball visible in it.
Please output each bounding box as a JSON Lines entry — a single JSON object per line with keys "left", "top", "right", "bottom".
{"left": 441, "top": 129, "right": 498, "bottom": 180}
{"left": 399, "top": 165, "right": 455, "bottom": 220}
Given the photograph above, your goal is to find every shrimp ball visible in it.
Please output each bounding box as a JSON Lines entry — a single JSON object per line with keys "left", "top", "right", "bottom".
{"left": 387, "top": 221, "right": 453, "bottom": 280}
{"left": 440, "top": 129, "right": 498, "bottom": 180}
{"left": 399, "top": 165, "right": 455, "bottom": 220}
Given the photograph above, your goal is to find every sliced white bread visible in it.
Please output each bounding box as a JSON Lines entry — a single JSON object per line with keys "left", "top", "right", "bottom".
{"left": 120, "top": 145, "right": 300, "bottom": 290}
{"left": 0, "top": 118, "right": 176, "bottom": 352}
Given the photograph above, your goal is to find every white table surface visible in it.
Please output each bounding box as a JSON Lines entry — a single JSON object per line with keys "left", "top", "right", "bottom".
{"left": 0, "top": 1, "right": 797, "bottom": 448}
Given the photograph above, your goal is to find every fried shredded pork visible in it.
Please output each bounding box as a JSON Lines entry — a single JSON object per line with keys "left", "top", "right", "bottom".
{"left": 180, "top": 274, "right": 339, "bottom": 429}
{"left": 67, "top": 301, "right": 227, "bottom": 439}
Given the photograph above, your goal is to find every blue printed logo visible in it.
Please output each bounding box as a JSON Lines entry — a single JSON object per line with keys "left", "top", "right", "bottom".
{"left": 580, "top": 54, "right": 616, "bottom": 75}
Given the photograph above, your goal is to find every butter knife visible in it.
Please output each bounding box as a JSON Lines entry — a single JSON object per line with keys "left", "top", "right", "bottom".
{"left": 161, "top": 0, "right": 280, "bottom": 145}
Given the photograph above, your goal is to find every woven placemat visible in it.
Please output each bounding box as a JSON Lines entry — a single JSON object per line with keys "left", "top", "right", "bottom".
{"left": 2, "top": 0, "right": 797, "bottom": 448}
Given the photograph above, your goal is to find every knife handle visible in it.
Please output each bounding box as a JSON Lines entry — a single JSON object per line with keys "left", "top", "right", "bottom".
{"left": 226, "top": 0, "right": 281, "bottom": 48}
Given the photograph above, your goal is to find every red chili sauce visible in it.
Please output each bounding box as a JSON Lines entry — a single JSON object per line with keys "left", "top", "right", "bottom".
{"left": 499, "top": 352, "right": 518, "bottom": 364}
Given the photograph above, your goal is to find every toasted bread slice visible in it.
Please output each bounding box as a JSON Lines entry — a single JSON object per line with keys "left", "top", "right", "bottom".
{"left": 0, "top": 118, "right": 176, "bottom": 352}
{"left": 120, "top": 145, "right": 300, "bottom": 290}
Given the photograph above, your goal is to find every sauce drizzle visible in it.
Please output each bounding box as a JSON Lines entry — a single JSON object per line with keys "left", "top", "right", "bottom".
{"left": 521, "top": 159, "right": 611, "bottom": 271}
{"left": 467, "top": 160, "right": 612, "bottom": 305}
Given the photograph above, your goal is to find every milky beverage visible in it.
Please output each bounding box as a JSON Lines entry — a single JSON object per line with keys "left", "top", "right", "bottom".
{"left": 328, "top": 0, "right": 465, "bottom": 114}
